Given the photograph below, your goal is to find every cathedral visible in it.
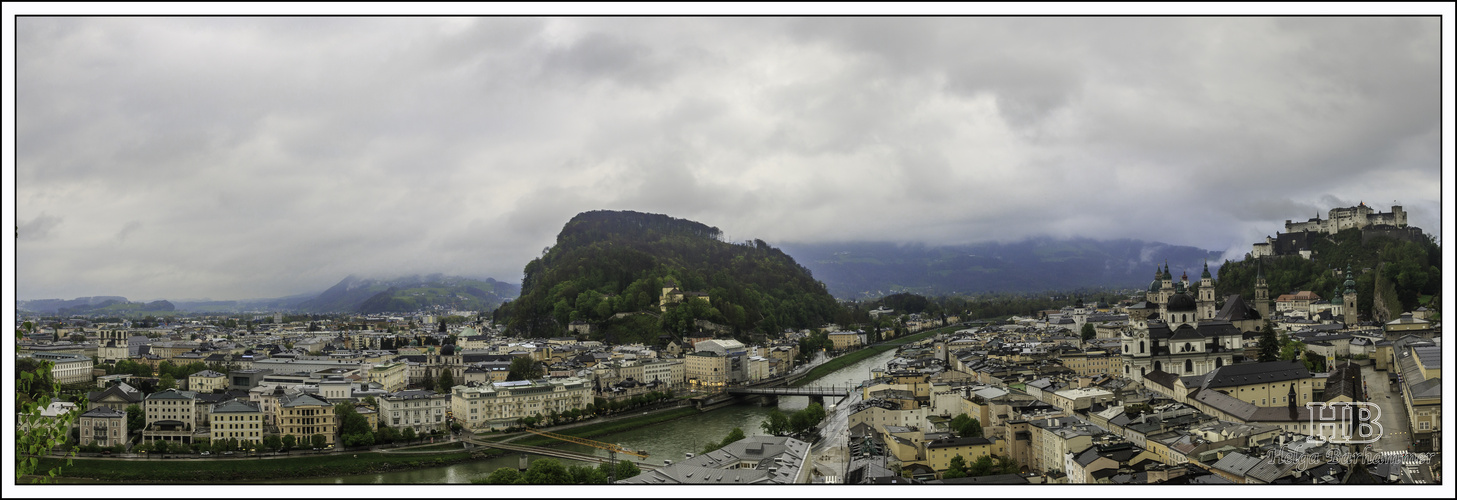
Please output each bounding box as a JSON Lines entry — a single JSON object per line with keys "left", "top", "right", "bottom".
{"left": 1121, "top": 262, "right": 1245, "bottom": 382}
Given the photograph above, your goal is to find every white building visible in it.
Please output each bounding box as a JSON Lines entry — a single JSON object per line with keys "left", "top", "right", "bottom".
{"left": 451, "top": 378, "right": 591, "bottom": 431}
{"left": 381, "top": 389, "right": 451, "bottom": 434}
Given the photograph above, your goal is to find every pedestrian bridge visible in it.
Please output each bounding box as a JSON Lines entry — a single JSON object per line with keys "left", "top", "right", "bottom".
{"left": 727, "top": 386, "right": 852, "bottom": 397}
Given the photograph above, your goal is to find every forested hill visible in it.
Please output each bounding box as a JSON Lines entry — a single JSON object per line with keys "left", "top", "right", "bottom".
{"left": 1214, "top": 228, "right": 1440, "bottom": 322}
{"left": 496, "top": 210, "right": 842, "bottom": 342}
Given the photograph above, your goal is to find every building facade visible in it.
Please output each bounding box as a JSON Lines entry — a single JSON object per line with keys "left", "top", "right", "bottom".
{"left": 451, "top": 378, "right": 591, "bottom": 431}
{"left": 276, "top": 393, "right": 337, "bottom": 447}
{"left": 381, "top": 389, "right": 451, "bottom": 434}
{"left": 210, "top": 400, "right": 264, "bottom": 446}
{"left": 77, "top": 406, "right": 128, "bottom": 448}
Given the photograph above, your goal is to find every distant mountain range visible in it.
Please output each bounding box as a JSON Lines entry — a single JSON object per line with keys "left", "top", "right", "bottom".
{"left": 16, "top": 296, "right": 174, "bottom": 315}
{"left": 778, "top": 237, "right": 1224, "bottom": 300}
{"left": 19, "top": 274, "right": 522, "bottom": 316}
{"left": 298, "top": 274, "right": 520, "bottom": 314}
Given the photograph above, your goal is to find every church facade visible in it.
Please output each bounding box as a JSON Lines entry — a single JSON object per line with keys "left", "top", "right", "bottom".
{"left": 1121, "top": 263, "right": 1245, "bottom": 383}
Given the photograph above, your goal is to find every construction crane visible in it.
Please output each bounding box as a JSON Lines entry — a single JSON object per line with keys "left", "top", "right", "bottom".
{"left": 520, "top": 428, "right": 648, "bottom": 482}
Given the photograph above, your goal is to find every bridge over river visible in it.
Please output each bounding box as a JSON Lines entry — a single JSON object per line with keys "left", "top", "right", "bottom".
{"left": 463, "top": 437, "right": 661, "bottom": 471}
{"left": 726, "top": 384, "right": 856, "bottom": 407}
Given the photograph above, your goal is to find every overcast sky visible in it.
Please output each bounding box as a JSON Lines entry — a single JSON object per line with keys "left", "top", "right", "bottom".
{"left": 10, "top": 14, "right": 1449, "bottom": 301}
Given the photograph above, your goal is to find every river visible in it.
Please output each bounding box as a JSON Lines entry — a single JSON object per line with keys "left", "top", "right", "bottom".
{"left": 267, "top": 348, "right": 903, "bottom": 484}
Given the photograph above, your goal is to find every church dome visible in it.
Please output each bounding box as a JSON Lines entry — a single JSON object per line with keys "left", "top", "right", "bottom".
{"left": 1167, "top": 292, "right": 1198, "bottom": 311}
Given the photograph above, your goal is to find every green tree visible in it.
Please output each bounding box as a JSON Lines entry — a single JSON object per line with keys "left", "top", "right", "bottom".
{"left": 402, "top": 427, "right": 417, "bottom": 443}
{"left": 263, "top": 434, "right": 282, "bottom": 452}
{"left": 310, "top": 434, "right": 327, "bottom": 450}
{"left": 1278, "top": 333, "right": 1305, "bottom": 362}
{"left": 15, "top": 349, "right": 77, "bottom": 482}
{"left": 522, "top": 457, "right": 573, "bottom": 484}
{"left": 995, "top": 456, "right": 1018, "bottom": 475}
{"left": 760, "top": 409, "right": 791, "bottom": 436}
{"left": 375, "top": 426, "right": 399, "bottom": 445}
{"left": 967, "top": 455, "right": 996, "bottom": 476}
{"left": 949, "top": 413, "right": 982, "bottom": 438}
{"left": 158, "top": 374, "right": 177, "bottom": 390}
{"left": 507, "top": 357, "right": 543, "bottom": 381}
{"left": 570, "top": 464, "right": 610, "bottom": 484}
{"left": 421, "top": 375, "right": 436, "bottom": 392}
{"left": 943, "top": 454, "right": 968, "bottom": 479}
{"left": 336, "top": 403, "right": 374, "bottom": 448}
{"left": 606, "top": 459, "right": 640, "bottom": 480}
{"left": 281, "top": 434, "right": 297, "bottom": 451}
{"left": 1081, "top": 323, "right": 1097, "bottom": 342}
{"left": 438, "top": 370, "right": 455, "bottom": 392}
{"left": 1257, "top": 321, "right": 1281, "bottom": 362}
{"left": 476, "top": 467, "right": 522, "bottom": 484}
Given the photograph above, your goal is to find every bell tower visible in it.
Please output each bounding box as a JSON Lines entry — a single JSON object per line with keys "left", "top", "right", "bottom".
{"left": 1254, "top": 262, "right": 1270, "bottom": 319}
{"left": 1198, "top": 261, "right": 1216, "bottom": 320}
{"left": 1342, "top": 264, "right": 1358, "bottom": 327}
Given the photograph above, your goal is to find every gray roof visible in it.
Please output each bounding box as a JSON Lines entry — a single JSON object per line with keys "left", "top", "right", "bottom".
{"left": 80, "top": 406, "right": 126, "bottom": 418}
{"left": 1211, "top": 451, "right": 1262, "bottom": 477}
{"left": 190, "top": 370, "right": 226, "bottom": 378}
{"left": 1193, "top": 360, "right": 1310, "bottom": 390}
{"left": 1412, "top": 346, "right": 1441, "bottom": 369}
{"left": 280, "top": 393, "right": 331, "bottom": 408}
{"left": 212, "top": 399, "right": 261, "bottom": 413}
{"left": 619, "top": 435, "right": 809, "bottom": 485}
{"left": 1214, "top": 295, "right": 1260, "bottom": 322}
{"left": 145, "top": 388, "right": 198, "bottom": 401}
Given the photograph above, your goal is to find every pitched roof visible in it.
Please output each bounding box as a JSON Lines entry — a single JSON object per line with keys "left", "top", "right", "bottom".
{"left": 1195, "top": 360, "right": 1310, "bottom": 390}
{"left": 80, "top": 406, "right": 127, "bottom": 418}
{"left": 212, "top": 399, "right": 261, "bottom": 413}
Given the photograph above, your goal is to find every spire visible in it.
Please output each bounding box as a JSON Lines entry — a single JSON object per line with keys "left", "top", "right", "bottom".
{"left": 1201, "top": 260, "right": 1212, "bottom": 279}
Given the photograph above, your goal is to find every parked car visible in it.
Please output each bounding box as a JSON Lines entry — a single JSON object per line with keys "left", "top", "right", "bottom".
{"left": 200, "top": 451, "right": 210, "bottom": 456}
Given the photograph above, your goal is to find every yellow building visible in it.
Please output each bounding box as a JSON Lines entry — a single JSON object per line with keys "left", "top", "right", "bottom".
{"left": 210, "top": 400, "right": 264, "bottom": 446}
{"left": 827, "top": 331, "right": 865, "bottom": 351}
{"left": 659, "top": 279, "right": 711, "bottom": 312}
{"left": 143, "top": 388, "right": 198, "bottom": 445}
{"left": 1060, "top": 351, "right": 1120, "bottom": 377}
{"left": 918, "top": 436, "right": 1005, "bottom": 475}
{"left": 188, "top": 370, "right": 227, "bottom": 393}
{"left": 369, "top": 362, "right": 408, "bottom": 393}
{"left": 276, "top": 393, "right": 336, "bottom": 447}
{"left": 1171, "top": 360, "right": 1324, "bottom": 407}
{"left": 686, "top": 351, "right": 731, "bottom": 391}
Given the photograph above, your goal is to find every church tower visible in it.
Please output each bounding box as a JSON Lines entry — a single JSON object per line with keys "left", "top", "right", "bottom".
{"left": 1159, "top": 262, "right": 1174, "bottom": 318}
{"left": 1343, "top": 264, "right": 1358, "bottom": 327}
{"left": 1254, "top": 262, "right": 1271, "bottom": 319}
{"left": 1198, "top": 261, "right": 1216, "bottom": 320}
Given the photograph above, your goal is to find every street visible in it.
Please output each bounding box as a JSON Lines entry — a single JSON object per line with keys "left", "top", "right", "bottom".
{"left": 1359, "top": 363, "right": 1434, "bottom": 483}
{"left": 809, "top": 385, "right": 863, "bottom": 483}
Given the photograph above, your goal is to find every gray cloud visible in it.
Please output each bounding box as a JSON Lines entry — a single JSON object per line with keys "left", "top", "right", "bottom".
{"left": 18, "top": 213, "right": 63, "bottom": 241}
{"left": 12, "top": 14, "right": 1444, "bottom": 301}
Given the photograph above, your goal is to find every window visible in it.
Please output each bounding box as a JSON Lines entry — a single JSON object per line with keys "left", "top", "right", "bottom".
{"left": 1419, "top": 421, "right": 1429, "bottom": 430}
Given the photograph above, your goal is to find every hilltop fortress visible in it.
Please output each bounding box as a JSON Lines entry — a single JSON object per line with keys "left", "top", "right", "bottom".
{"left": 1252, "top": 202, "right": 1422, "bottom": 259}
{"left": 1283, "top": 202, "right": 1407, "bottom": 235}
